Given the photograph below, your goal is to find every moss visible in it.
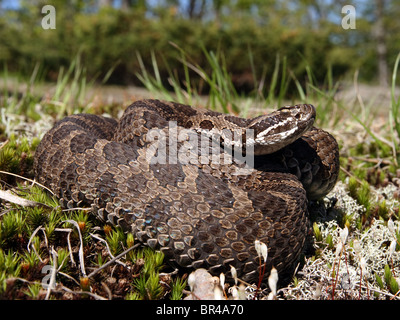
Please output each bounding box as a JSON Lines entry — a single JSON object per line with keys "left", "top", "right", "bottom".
{"left": 0, "top": 211, "right": 26, "bottom": 248}
{"left": 1, "top": 45, "right": 400, "bottom": 300}
{"left": 0, "top": 135, "right": 37, "bottom": 181}
{"left": 105, "top": 226, "right": 126, "bottom": 256}
{"left": 133, "top": 271, "right": 163, "bottom": 300}
{"left": 170, "top": 276, "right": 187, "bottom": 300}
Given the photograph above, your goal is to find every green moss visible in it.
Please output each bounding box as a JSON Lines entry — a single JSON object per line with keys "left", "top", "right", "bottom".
{"left": 21, "top": 250, "right": 40, "bottom": 271}
{"left": 0, "top": 211, "right": 26, "bottom": 247}
{"left": 18, "top": 185, "right": 59, "bottom": 208}
{"left": 170, "top": 276, "right": 187, "bottom": 300}
{"left": 0, "top": 135, "right": 37, "bottom": 181}
{"left": 133, "top": 271, "right": 163, "bottom": 300}
{"left": 347, "top": 176, "right": 358, "bottom": 199}
{"left": 125, "top": 291, "right": 142, "bottom": 300}
{"left": 56, "top": 248, "right": 70, "bottom": 272}
{"left": 384, "top": 264, "right": 399, "bottom": 295}
{"left": 23, "top": 282, "right": 42, "bottom": 299}
{"left": 70, "top": 210, "right": 93, "bottom": 243}
{"left": 125, "top": 247, "right": 167, "bottom": 300}
{"left": 0, "top": 249, "right": 21, "bottom": 295}
{"left": 26, "top": 207, "right": 48, "bottom": 230}
{"left": 132, "top": 247, "right": 164, "bottom": 277}
{"left": 105, "top": 226, "right": 126, "bottom": 256}
{"left": 376, "top": 200, "right": 390, "bottom": 221}
{"left": 357, "top": 181, "right": 372, "bottom": 212}
{"left": 44, "top": 210, "right": 62, "bottom": 242}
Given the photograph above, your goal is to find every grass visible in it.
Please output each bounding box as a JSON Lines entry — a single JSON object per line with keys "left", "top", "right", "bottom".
{"left": 0, "top": 47, "right": 400, "bottom": 299}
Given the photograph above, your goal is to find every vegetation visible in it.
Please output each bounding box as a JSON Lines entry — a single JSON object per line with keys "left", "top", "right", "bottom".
{"left": 0, "top": 0, "right": 400, "bottom": 300}
{"left": 1, "top": 0, "right": 400, "bottom": 91}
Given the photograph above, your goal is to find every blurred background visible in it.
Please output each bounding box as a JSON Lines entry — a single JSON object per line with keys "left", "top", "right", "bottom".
{"left": 0, "top": 0, "right": 398, "bottom": 97}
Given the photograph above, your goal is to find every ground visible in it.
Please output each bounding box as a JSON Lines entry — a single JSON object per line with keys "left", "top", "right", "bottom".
{"left": 0, "top": 78, "right": 399, "bottom": 300}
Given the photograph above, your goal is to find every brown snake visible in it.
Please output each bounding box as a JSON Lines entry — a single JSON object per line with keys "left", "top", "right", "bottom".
{"left": 34, "top": 99, "right": 339, "bottom": 282}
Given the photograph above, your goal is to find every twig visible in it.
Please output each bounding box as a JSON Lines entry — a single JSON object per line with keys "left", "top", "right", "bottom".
{"left": 45, "top": 246, "right": 58, "bottom": 300}
{"left": 390, "top": 289, "right": 400, "bottom": 300}
{"left": 101, "top": 281, "right": 113, "bottom": 300}
{"left": 254, "top": 259, "right": 267, "bottom": 299}
{"left": 27, "top": 225, "right": 45, "bottom": 262}
{"left": 358, "top": 283, "right": 400, "bottom": 300}
{"left": 27, "top": 225, "right": 42, "bottom": 253}
{"left": 58, "top": 271, "right": 80, "bottom": 286}
{"left": 0, "top": 140, "right": 9, "bottom": 151}
{"left": 90, "top": 232, "right": 128, "bottom": 268}
{"left": 57, "top": 285, "right": 108, "bottom": 300}
{"left": 236, "top": 277, "right": 256, "bottom": 289}
{"left": 54, "top": 227, "right": 76, "bottom": 267}
{"left": 350, "top": 156, "right": 392, "bottom": 166}
{"left": 159, "top": 267, "right": 179, "bottom": 277}
{"left": 63, "top": 219, "right": 87, "bottom": 277}
{"left": 0, "top": 170, "right": 55, "bottom": 195}
{"left": 62, "top": 207, "right": 91, "bottom": 212}
{"left": 87, "top": 243, "right": 140, "bottom": 278}
{"left": 340, "top": 165, "right": 364, "bottom": 185}
{"left": 0, "top": 189, "right": 49, "bottom": 207}
{"left": 90, "top": 233, "right": 115, "bottom": 258}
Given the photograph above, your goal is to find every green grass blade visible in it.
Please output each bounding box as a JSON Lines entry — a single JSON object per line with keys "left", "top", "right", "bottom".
{"left": 391, "top": 53, "right": 400, "bottom": 138}
{"left": 266, "top": 54, "right": 280, "bottom": 105}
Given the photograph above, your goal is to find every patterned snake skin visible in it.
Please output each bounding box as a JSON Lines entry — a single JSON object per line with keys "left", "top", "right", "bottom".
{"left": 34, "top": 99, "right": 339, "bottom": 282}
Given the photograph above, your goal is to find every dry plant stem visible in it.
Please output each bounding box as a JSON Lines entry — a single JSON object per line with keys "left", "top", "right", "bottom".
{"left": 391, "top": 290, "right": 400, "bottom": 300}
{"left": 358, "top": 283, "right": 398, "bottom": 299}
{"left": 340, "top": 166, "right": 384, "bottom": 197}
{"left": 390, "top": 257, "right": 397, "bottom": 278}
{"left": 331, "top": 246, "right": 344, "bottom": 300}
{"left": 57, "top": 285, "right": 107, "bottom": 300}
{"left": 67, "top": 230, "right": 76, "bottom": 266}
{"left": 333, "top": 249, "right": 354, "bottom": 300}
{"left": 58, "top": 271, "right": 80, "bottom": 286}
{"left": 90, "top": 232, "right": 127, "bottom": 268}
{"left": 351, "top": 156, "right": 392, "bottom": 166}
{"left": 87, "top": 243, "right": 140, "bottom": 278}
{"left": 45, "top": 246, "right": 58, "bottom": 300}
{"left": 253, "top": 257, "right": 267, "bottom": 299}
{"left": 359, "top": 267, "right": 362, "bottom": 300}
{"left": 27, "top": 225, "right": 45, "bottom": 262}
{"left": 365, "top": 277, "right": 370, "bottom": 300}
{"left": 159, "top": 267, "right": 179, "bottom": 277}
{"left": 62, "top": 207, "right": 91, "bottom": 212}
{"left": 101, "top": 281, "right": 113, "bottom": 300}
{"left": 27, "top": 225, "right": 42, "bottom": 252}
{"left": 340, "top": 166, "right": 364, "bottom": 185}
{"left": 358, "top": 267, "right": 370, "bottom": 300}
{"left": 54, "top": 227, "right": 76, "bottom": 267}
{"left": 64, "top": 219, "right": 87, "bottom": 277}
{"left": 236, "top": 277, "right": 256, "bottom": 290}
{"left": 0, "top": 140, "right": 9, "bottom": 151}
{"left": 0, "top": 170, "right": 55, "bottom": 195}
{"left": 0, "top": 189, "right": 45, "bottom": 207}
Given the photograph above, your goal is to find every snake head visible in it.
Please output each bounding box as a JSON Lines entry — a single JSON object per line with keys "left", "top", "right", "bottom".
{"left": 247, "top": 104, "right": 316, "bottom": 155}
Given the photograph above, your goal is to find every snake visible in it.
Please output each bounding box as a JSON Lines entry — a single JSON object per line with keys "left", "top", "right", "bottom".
{"left": 33, "top": 99, "right": 339, "bottom": 282}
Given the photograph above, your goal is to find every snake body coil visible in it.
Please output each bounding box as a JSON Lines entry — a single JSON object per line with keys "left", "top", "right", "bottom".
{"left": 34, "top": 99, "right": 339, "bottom": 282}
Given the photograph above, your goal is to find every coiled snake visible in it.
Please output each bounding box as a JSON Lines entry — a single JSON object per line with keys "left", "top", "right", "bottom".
{"left": 34, "top": 99, "right": 339, "bottom": 282}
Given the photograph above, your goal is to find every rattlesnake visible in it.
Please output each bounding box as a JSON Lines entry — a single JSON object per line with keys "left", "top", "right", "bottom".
{"left": 33, "top": 99, "right": 339, "bottom": 282}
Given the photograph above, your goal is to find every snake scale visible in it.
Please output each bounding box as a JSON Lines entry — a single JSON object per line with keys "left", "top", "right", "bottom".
{"left": 34, "top": 99, "right": 339, "bottom": 282}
